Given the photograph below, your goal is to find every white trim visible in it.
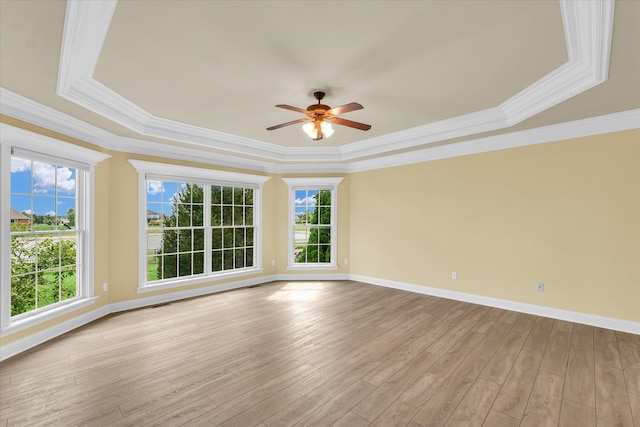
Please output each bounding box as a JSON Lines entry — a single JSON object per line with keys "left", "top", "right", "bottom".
{"left": 350, "top": 274, "right": 640, "bottom": 335}
{"left": 0, "top": 303, "right": 110, "bottom": 361}
{"left": 54, "top": 0, "right": 615, "bottom": 163}
{"left": 137, "top": 268, "right": 265, "bottom": 294}
{"left": 275, "top": 273, "right": 350, "bottom": 281}
{"left": 286, "top": 264, "right": 339, "bottom": 271}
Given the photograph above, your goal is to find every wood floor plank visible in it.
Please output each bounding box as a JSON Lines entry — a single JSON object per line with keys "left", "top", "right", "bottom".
{"left": 471, "top": 321, "right": 513, "bottom": 362}
{"left": 617, "top": 331, "right": 640, "bottom": 370}
{"left": 564, "top": 345, "right": 595, "bottom": 408}
{"left": 369, "top": 371, "right": 445, "bottom": 427}
{"left": 571, "top": 323, "right": 594, "bottom": 349}
{"left": 539, "top": 328, "right": 571, "bottom": 377}
{"left": 479, "top": 332, "right": 527, "bottom": 386}
{"left": 412, "top": 356, "right": 487, "bottom": 427}
{"left": 482, "top": 409, "right": 520, "bottom": 427}
{"left": 491, "top": 350, "right": 544, "bottom": 420}
{"left": 521, "top": 317, "right": 554, "bottom": 355}
{"left": 331, "top": 411, "right": 370, "bottom": 427}
{"left": 558, "top": 399, "right": 595, "bottom": 427}
{"left": 353, "top": 350, "right": 440, "bottom": 422}
{"left": 520, "top": 371, "right": 564, "bottom": 427}
{"left": 444, "top": 378, "right": 501, "bottom": 427}
{"left": 594, "top": 327, "right": 623, "bottom": 369}
{"left": 594, "top": 363, "right": 634, "bottom": 427}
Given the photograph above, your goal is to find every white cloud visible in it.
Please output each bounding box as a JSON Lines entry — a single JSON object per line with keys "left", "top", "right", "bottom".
{"left": 295, "top": 196, "right": 316, "bottom": 207}
{"left": 22, "top": 209, "right": 33, "bottom": 215}
{"left": 147, "top": 180, "right": 164, "bottom": 195}
{"left": 46, "top": 210, "right": 56, "bottom": 217}
{"left": 11, "top": 157, "right": 30, "bottom": 173}
{"left": 30, "top": 162, "right": 76, "bottom": 194}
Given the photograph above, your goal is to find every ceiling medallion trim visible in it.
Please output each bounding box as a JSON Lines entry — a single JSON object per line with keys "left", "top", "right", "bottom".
{"left": 56, "top": 0, "right": 614, "bottom": 163}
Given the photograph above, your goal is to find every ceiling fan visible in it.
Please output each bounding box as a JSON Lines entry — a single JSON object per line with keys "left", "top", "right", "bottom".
{"left": 266, "top": 91, "right": 371, "bottom": 141}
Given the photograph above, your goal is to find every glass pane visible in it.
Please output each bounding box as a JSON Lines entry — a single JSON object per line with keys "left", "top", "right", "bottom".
{"left": 11, "top": 157, "right": 31, "bottom": 193}
{"left": 211, "top": 250, "right": 223, "bottom": 272}
{"left": 193, "top": 252, "right": 204, "bottom": 275}
{"left": 38, "top": 274, "right": 58, "bottom": 309}
{"left": 11, "top": 236, "right": 37, "bottom": 274}
{"left": 318, "top": 227, "right": 331, "bottom": 244}
{"left": 211, "top": 205, "right": 221, "bottom": 226}
{"left": 32, "top": 161, "right": 56, "bottom": 196}
{"left": 318, "top": 207, "right": 331, "bottom": 225}
{"left": 246, "top": 227, "right": 254, "bottom": 246}
{"left": 60, "top": 266, "right": 77, "bottom": 301}
{"left": 147, "top": 203, "right": 163, "bottom": 228}
{"left": 244, "top": 207, "right": 253, "bottom": 225}
{"left": 162, "top": 182, "right": 177, "bottom": 203}
{"left": 179, "top": 253, "right": 192, "bottom": 277}
{"left": 222, "top": 206, "right": 233, "bottom": 226}
{"left": 147, "top": 251, "right": 159, "bottom": 282}
{"left": 246, "top": 247, "right": 254, "bottom": 267}
{"left": 318, "top": 190, "right": 331, "bottom": 206}
{"left": 223, "top": 228, "right": 234, "bottom": 249}
{"left": 235, "top": 228, "right": 245, "bottom": 247}
{"left": 178, "top": 183, "right": 190, "bottom": 203}
{"left": 212, "top": 229, "right": 223, "bottom": 250}
{"left": 223, "top": 249, "right": 234, "bottom": 270}
{"left": 192, "top": 205, "right": 203, "bottom": 227}
{"left": 244, "top": 188, "right": 254, "bottom": 205}
{"left": 147, "top": 232, "right": 161, "bottom": 257}
{"left": 193, "top": 229, "right": 204, "bottom": 251}
{"left": 222, "top": 187, "right": 233, "bottom": 204}
{"left": 235, "top": 249, "right": 245, "bottom": 268}
{"left": 160, "top": 230, "right": 178, "bottom": 255}
{"left": 177, "top": 204, "right": 191, "bottom": 227}
{"left": 37, "top": 237, "right": 61, "bottom": 270}
{"left": 234, "top": 206, "right": 244, "bottom": 226}
{"left": 56, "top": 165, "right": 76, "bottom": 197}
{"left": 233, "top": 187, "right": 244, "bottom": 205}
{"left": 179, "top": 229, "right": 192, "bottom": 252}
{"left": 11, "top": 273, "right": 35, "bottom": 316}
{"left": 59, "top": 233, "right": 77, "bottom": 268}
{"left": 319, "top": 245, "right": 331, "bottom": 263}
{"left": 56, "top": 198, "right": 75, "bottom": 230}
{"left": 211, "top": 186, "right": 222, "bottom": 204}
{"left": 33, "top": 196, "right": 57, "bottom": 230}
{"left": 162, "top": 255, "right": 178, "bottom": 279}
{"left": 146, "top": 180, "right": 164, "bottom": 202}
{"left": 10, "top": 194, "right": 32, "bottom": 231}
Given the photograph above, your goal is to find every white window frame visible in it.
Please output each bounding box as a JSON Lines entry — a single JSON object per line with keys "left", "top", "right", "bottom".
{"left": 0, "top": 123, "right": 109, "bottom": 337}
{"left": 129, "top": 160, "right": 269, "bottom": 293}
{"left": 282, "top": 177, "right": 343, "bottom": 270}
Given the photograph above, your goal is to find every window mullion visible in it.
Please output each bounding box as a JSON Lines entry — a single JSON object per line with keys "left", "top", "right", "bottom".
{"left": 204, "top": 184, "right": 211, "bottom": 275}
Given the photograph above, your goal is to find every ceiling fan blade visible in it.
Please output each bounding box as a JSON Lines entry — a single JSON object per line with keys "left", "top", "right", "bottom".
{"left": 330, "top": 117, "right": 372, "bottom": 131}
{"left": 275, "top": 104, "right": 310, "bottom": 114}
{"left": 326, "top": 102, "right": 363, "bottom": 116}
{"left": 266, "top": 117, "right": 309, "bottom": 131}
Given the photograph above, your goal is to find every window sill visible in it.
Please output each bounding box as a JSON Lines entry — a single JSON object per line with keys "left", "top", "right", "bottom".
{"left": 0, "top": 296, "right": 99, "bottom": 338}
{"left": 138, "top": 267, "right": 265, "bottom": 294}
{"left": 286, "top": 264, "right": 339, "bottom": 271}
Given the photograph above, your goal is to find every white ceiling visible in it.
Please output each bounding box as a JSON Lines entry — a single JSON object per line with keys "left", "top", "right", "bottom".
{"left": 0, "top": 0, "right": 638, "bottom": 168}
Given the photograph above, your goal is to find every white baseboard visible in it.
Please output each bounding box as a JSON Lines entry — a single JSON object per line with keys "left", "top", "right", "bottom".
{"left": 350, "top": 274, "right": 640, "bottom": 335}
{"left": 0, "top": 305, "right": 110, "bottom": 361}
{"left": 3, "top": 273, "right": 637, "bottom": 361}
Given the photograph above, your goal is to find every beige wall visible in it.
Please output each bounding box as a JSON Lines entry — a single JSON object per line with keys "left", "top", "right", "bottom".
{"left": 349, "top": 130, "right": 640, "bottom": 322}
{"left": 1, "top": 114, "right": 637, "bottom": 350}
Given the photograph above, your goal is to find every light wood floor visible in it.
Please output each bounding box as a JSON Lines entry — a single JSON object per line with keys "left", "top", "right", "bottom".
{"left": 1, "top": 281, "right": 638, "bottom": 427}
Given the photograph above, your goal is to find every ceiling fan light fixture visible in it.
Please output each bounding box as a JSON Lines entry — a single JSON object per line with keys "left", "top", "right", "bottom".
{"left": 302, "top": 120, "right": 333, "bottom": 140}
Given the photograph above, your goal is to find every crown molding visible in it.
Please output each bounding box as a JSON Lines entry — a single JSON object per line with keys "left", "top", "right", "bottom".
{"left": 347, "top": 109, "right": 640, "bottom": 173}
{"left": 55, "top": 0, "right": 616, "bottom": 163}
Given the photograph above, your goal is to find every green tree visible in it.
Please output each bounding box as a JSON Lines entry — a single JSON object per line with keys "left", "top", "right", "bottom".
{"left": 297, "top": 190, "right": 331, "bottom": 263}
{"left": 67, "top": 208, "right": 75, "bottom": 227}
{"left": 10, "top": 237, "right": 77, "bottom": 316}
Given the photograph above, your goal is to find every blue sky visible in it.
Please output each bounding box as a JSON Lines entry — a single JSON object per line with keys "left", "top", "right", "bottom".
{"left": 10, "top": 158, "right": 76, "bottom": 216}
{"left": 146, "top": 181, "right": 185, "bottom": 216}
{"left": 295, "top": 189, "right": 318, "bottom": 219}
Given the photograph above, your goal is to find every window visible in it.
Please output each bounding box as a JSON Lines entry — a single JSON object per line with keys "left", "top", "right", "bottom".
{"left": 129, "top": 160, "right": 269, "bottom": 292}
{"left": 282, "top": 177, "right": 343, "bottom": 269}
{"left": 1, "top": 124, "right": 109, "bottom": 333}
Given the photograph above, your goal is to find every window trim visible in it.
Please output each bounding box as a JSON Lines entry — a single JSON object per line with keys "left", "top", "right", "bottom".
{"left": 0, "top": 123, "right": 109, "bottom": 335}
{"left": 128, "top": 160, "right": 269, "bottom": 292}
{"left": 281, "top": 177, "right": 343, "bottom": 270}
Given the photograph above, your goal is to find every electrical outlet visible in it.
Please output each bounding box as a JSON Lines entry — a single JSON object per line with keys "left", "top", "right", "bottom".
{"left": 452, "top": 272, "right": 457, "bottom": 280}
{"left": 271, "top": 259, "right": 275, "bottom": 266}
{"left": 103, "top": 282, "right": 109, "bottom": 292}
{"left": 536, "top": 282, "right": 544, "bottom": 292}
{"left": 344, "top": 258, "right": 349, "bottom": 265}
